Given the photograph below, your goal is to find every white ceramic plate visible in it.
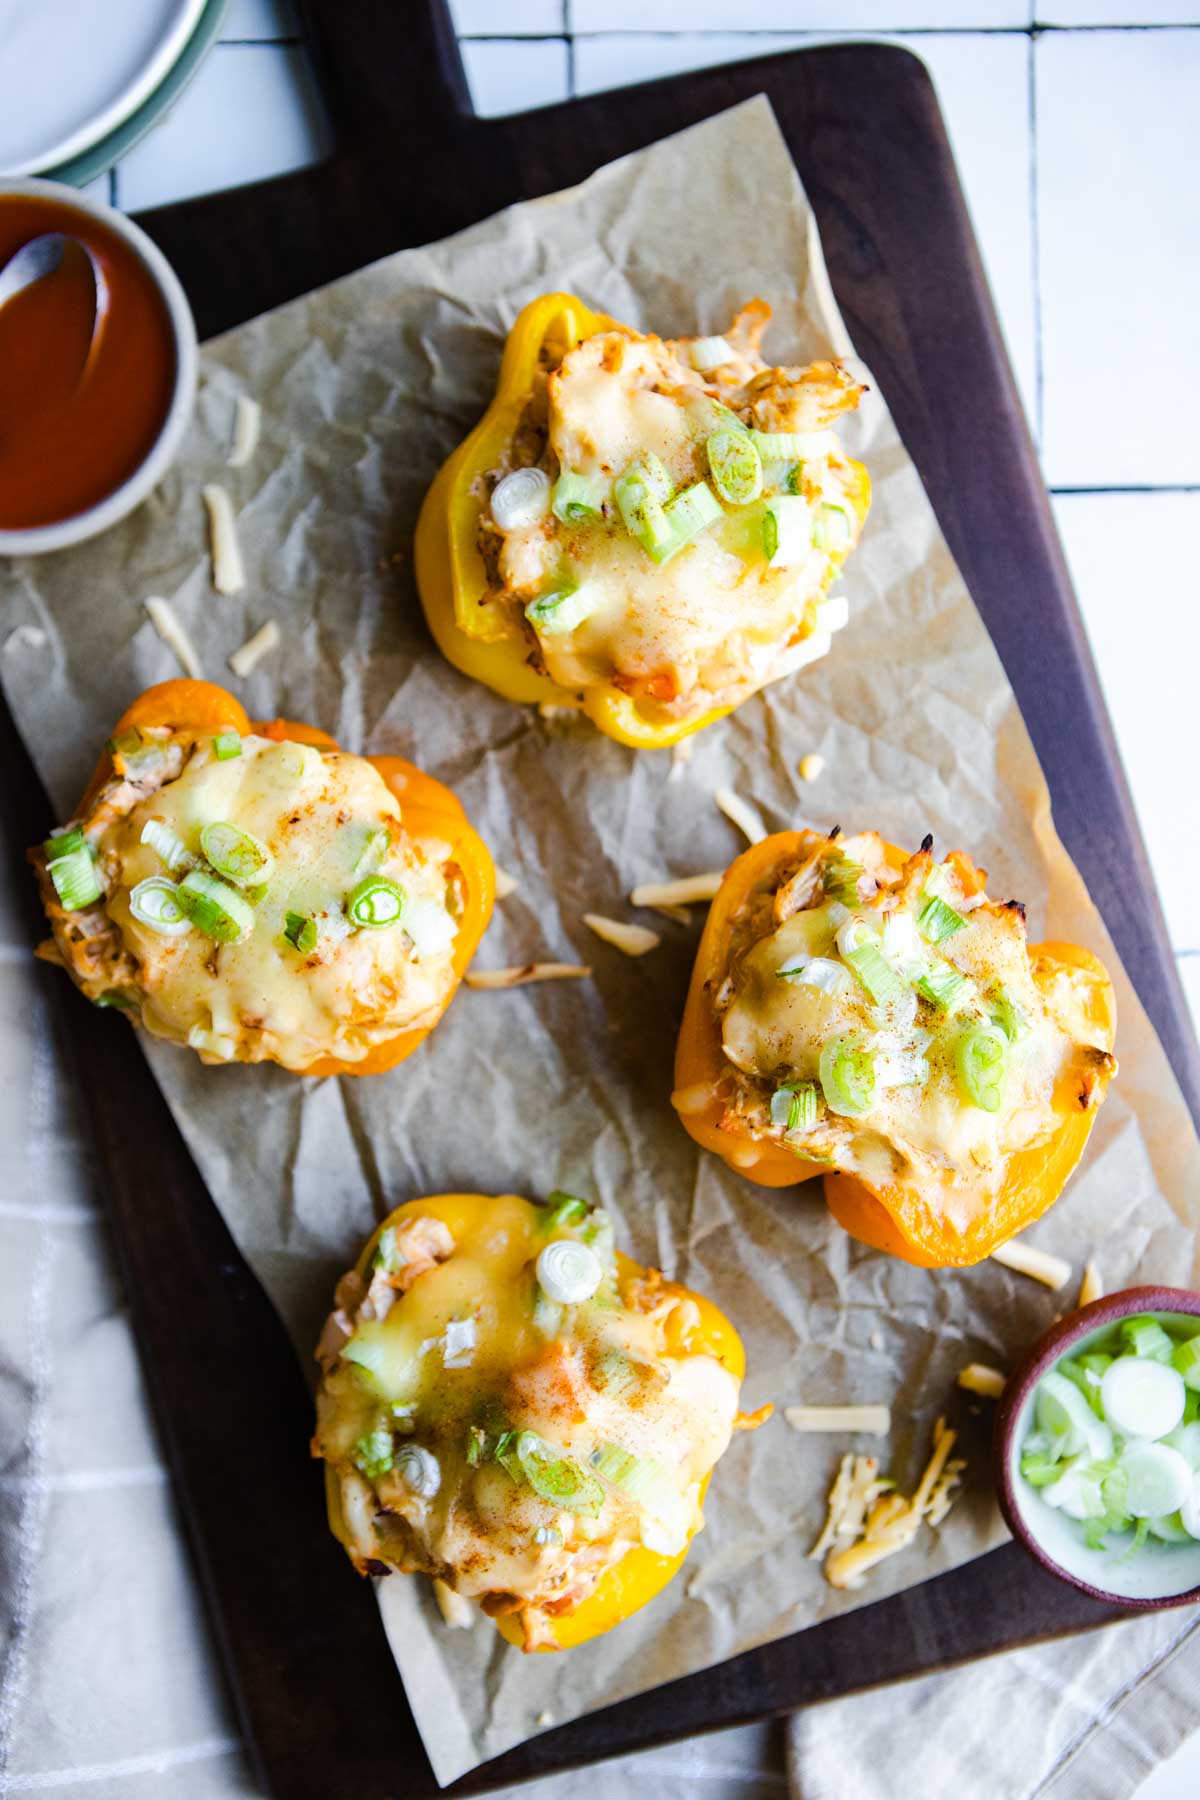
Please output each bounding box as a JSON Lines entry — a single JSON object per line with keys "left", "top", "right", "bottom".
{"left": 0, "top": 0, "right": 206, "bottom": 177}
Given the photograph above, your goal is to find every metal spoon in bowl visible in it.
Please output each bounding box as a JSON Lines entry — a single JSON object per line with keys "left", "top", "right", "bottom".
{"left": 0, "top": 232, "right": 110, "bottom": 378}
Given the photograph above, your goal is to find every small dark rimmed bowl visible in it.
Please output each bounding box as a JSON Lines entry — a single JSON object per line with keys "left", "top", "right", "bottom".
{"left": 995, "top": 1285, "right": 1200, "bottom": 1610}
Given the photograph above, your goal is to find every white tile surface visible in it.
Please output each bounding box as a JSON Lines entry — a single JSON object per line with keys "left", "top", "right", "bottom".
{"left": 572, "top": 31, "right": 1038, "bottom": 421}
{"left": 117, "top": 42, "right": 328, "bottom": 210}
{"left": 1177, "top": 956, "right": 1200, "bottom": 1041}
{"left": 1053, "top": 490, "right": 1200, "bottom": 949}
{"left": 220, "top": 0, "right": 298, "bottom": 38}
{"left": 1037, "top": 28, "right": 1200, "bottom": 487}
{"left": 459, "top": 36, "right": 570, "bottom": 115}
{"left": 451, "top": 0, "right": 564, "bottom": 32}
{"left": 1041, "top": 3, "right": 1199, "bottom": 19}
{"left": 571, "top": 1, "right": 1031, "bottom": 27}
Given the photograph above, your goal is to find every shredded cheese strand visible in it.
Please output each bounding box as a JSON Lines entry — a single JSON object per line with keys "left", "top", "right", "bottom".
{"left": 990, "top": 1238, "right": 1071, "bottom": 1291}
{"left": 956, "top": 1362, "right": 1006, "bottom": 1399}
{"left": 227, "top": 393, "right": 262, "bottom": 468}
{"left": 465, "top": 963, "right": 591, "bottom": 990}
{"left": 1078, "top": 1257, "right": 1103, "bottom": 1307}
{"left": 144, "top": 596, "right": 202, "bottom": 679}
{"left": 785, "top": 1404, "right": 891, "bottom": 1435}
{"left": 630, "top": 871, "right": 723, "bottom": 908}
{"left": 583, "top": 914, "right": 661, "bottom": 957}
{"left": 493, "top": 866, "right": 519, "bottom": 899}
{"left": 228, "top": 619, "right": 280, "bottom": 679}
{"left": 201, "top": 483, "right": 246, "bottom": 595}
{"left": 715, "top": 787, "right": 767, "bottom": 845}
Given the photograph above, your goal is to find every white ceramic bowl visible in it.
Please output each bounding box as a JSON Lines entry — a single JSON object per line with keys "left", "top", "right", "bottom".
{"left": 0, "top": 177, "right": 197, "bottom": 557}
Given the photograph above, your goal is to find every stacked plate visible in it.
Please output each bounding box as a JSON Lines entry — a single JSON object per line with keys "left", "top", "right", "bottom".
{"left": 0, "top": 0, "right": 229, "bottom": 187}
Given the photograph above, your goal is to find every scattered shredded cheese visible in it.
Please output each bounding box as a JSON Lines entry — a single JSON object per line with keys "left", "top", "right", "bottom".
{"left": 1078, "top": 1257, "right": 1103, "bottom": 1307}
{"left": 582, "top": 914, "right": 661, "bottom": 957}
{"left": 785, "top": 1404, "right": 891, "bottom": 1436}
{"left": 465, "top": 963, "right": 591, "bottom": 990}
{"left": 957, "top": 1362, "right": 1006, "bottom": 1399}
{"left": 990, "top": 1238, "right": 1071, "bottom": 1291}
{"left": 652, "top": 902, "right": 692, "bottom": 926}
{"left": 201, "top": 483, "right": 246, "bottom": 595}
{"left": 630, "top": 871, "right": 723, "bottom": 909}
{"left": 144, "top": 596, "right": 202, "bottom": 678}
{"left": 817, "top": 1418, "right": 966, "bottom": 1590}
{"left": 493, "top": 866, "right": 519, "bottom": 899}
{"left": 433, "top": 1579, "right": 474, "bottom": 1629}
{"left": 227, "top": 393, "right": 262, "bottom": 468}
{"left": 798, "top": 753, "right": 825, "bottom": 782}
{"left": 715, "top": 787, "right": 767, "bottom": 845}
{"left": 228, "top": 619, "right": 280, "bottom": 679}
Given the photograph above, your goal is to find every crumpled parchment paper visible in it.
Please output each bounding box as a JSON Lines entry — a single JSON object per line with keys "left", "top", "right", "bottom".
{"left": 0, "top": 98, "right": 1196, "bottom": 1788}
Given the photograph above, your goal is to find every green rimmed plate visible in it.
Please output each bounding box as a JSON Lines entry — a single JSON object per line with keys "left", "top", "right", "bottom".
{"left": 42, "top": 0, "right": 230, "bottom": 190}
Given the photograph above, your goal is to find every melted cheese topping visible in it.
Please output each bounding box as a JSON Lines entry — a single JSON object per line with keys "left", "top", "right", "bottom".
{"left": 486, "top": 313, "right": 865, "bottom": 718}
{"left": 65, "top": 734, "right": 461, "bottom": 1071}
{"left": 314, "top": 1196, "right": 740, "bottom": 1644}
{"left": 718, "top": 835, "right": 1114, "bottom": 1231}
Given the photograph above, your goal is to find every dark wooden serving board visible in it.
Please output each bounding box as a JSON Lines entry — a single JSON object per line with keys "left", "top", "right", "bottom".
{"left": 5, "top": 2, "right": 1197, "bottom": 1795}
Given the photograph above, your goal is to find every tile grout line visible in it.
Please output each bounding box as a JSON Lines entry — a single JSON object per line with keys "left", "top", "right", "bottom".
{"left": 460, "top": 24, "right": 1200, "bottom": 40}
{"left": 1050, "top": 485, "right": 1200, "bottom": 496}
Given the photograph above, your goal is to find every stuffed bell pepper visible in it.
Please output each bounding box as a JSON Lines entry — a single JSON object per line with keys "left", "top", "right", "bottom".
{"left": 31, "top": 679, "right": 494, "bottom": 1075}
{"left": 673, "top": 828, "right": 1117, "bottom": 1268}
{"left": 313, "top": 1191, "right": 755, "bottom": 1651}
{"left": 415, "top": 292, "right": 870, "bottom": 748}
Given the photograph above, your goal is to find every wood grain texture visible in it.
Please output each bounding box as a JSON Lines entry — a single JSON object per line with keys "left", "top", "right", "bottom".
{"left": 3, "top": 2, "right": 1191, "bottom": 1795}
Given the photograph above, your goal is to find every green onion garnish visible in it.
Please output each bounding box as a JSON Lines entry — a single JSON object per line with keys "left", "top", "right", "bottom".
{"left": 551, "top": 469, "right": 608, "bottom": 524}
{"left": 96, "top": 989, "right": 138, "bottom": 1011}
{"left": 913, "top": 963, "right": 968, "bottom": 1011}
{"left": 466, "top": 1425, "right": 490, "bottom": 1467}
{"left": 635, "top": 451, "right": 673, "bottom": 502}
{"left": 353, "top": 827, "right": 390, "bottom": 878}
{"left": 346, "top": 875, "right": 407, "bottom": 930}
{"left": 177, "top": 869, "right": 256, "bottom": 943}
{"left": 212, "top": 731, "right": 242, "bottom": 761}
{"left": 992, "top": 989, "right": 1031, "bottom": 1043}
{"left": 43, "top": 829, "right": 101, "bottom": 912}
{"left": 1172, "top": 1335, "right": 1200, "bottom": 1390}
{"left": 954, "top": 1024, "right": 1009, "bottom": 1112}
{"left": 770, "top": 1081, "right": 819, "bottom": 1134}
{"left": 706, "top": 430, "right": 762, "bottom": 505}
{"left": 1020, "top": 1451, "right": 1062, "bottom": 1488}
{"left": 525, "top": 580, "right": 597, "bottom": 634}
{"left": 762, "top": 494, "right": 810, "bottom": 567}
{"left": 1121, "top": 1316, "right": 1176, "bottom": 1363}
{"left": 140, "top": 818, "right": 193, "bottom": 872}
{"left": 200, "top": 821, "right": 274, "bottom": 889}
{"left": 812, "top": 500, "right": 854, "bottom": 553}
{"left": 821, "top": 850, "right": 864, "bottom": 905}
{"left": 786, "top": 462, "right": 805, "bottom": 495}
{"left": 353, "top": 1422, "right": 395, "bottom": 1480}
{"left": 917, "top": 894, "right": 966, "bottom": 944}
{"left": 662, "top": 479, "right": 722, "bottom": 551}
{"left": 284, "top": 911, "right": 318, "bottom": 954}
{"left": 509, "top": 1430, "right": 604, "bottom": 1516}
{"left": 541, "top": 1191, "right": 590, "bottom": 1231}
{"left": 840, "top": 937, "right": 907, "bottom": 1008}
{"left": 129, "top": 876, "right": 192, "bottom": 938}
{"left": 589, "top": 1441, "right": 666, "bottom": 1502}
{"left": 592, "top": 1348, "right": 638, "bottom": 1398}
{"left": 819, "top": 1036, "right": 876, "bottom": 1118}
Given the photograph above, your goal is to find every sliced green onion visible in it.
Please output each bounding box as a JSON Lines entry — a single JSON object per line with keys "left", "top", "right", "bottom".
{"left": 663, "top": 479, "right": 723, "bottom": 548}
{"left": 177, "top": 869, "right": 255, "bottom": 943}
{"left": 340, "top": 1335, "right": 387, "bottom": 1383}
{"left": 992, "top": 988, "right": 1031, "bottom": 1043}
{"left": 353, "top": 827, "right": 390, "bottom": 878}
{"left": 918, "top": 894, "right": 966, "bottom": 944}
{"left": 372, "top": 1226, "right": 401, "bottom": 1275}
{"left": 466, "top": 1425, "right": 490, "bottom": 1467}
{"left": 819, "top": 1035, "right": 876, "bottom": 1118}
{"left": 1172, "top": 1335, "right": 1200, "bottom": 1391}
{"left": 96, "top": 989, "right": 137, "bottom": 1011}
{"left": 954, "top": 1024, "right": 1009, "bottom": 1112}
{"left": 284, "top": 911, "right": 318, "bottom": 954}
{"left": 706, "top": 430, "right": 762, "bottom": 505}
{"left": 525, "top": 580, "right": 598, "bottom": 634}
{"left": 688, "top": 334, "right": 733, "bottom": 371}
{"left": 346, "top": 875, "right": 407, "bottom": 930}
{"left": 491, "top": 466, "right": 552, "bottom": 531}
{"left": 44, "top": 831, "right": 101, "bottom": 911}
{"left": 200, "top": 821, "right": 274, "bottom": 889}
{"left": 212, "top": 731, "right": 242, "bottom": 761}
{"left": 776, "top": 955, "right": 854, "bottom": 996}
{"left": 592, "top": 1348, "right": 638, "bottom": 1398}
{"left": 771, "top": 1080, "right": 819, "bottom": 1134}
{"left": 822, "top": 851, "right": 864, "bottom": 905}
{"left": 541, "top": 1191, "right": 590, "bottom": 1231}
{"left": 1020, "top": 1451, "right": 1064, "bottom": 1487}
{"left": 786, "top": 462, "right": 806, "bottom": 495}
{"left": 513, "top": 1430, "right": 604, "bottom": 1516}
{"left": 689, "top": 396, "right": 750, "bottom": 439}
{"left": 393, "top": 1443, "right": 441, "bottom": 1498}
{"left": 129, "top": 876, "right": 192, "bottom": 938}
{"left": 533, "top": 1524, "right": 562, "bottom": 1546}
{"left": 353, "top": 1422, "right": 394, "bottom": 1480}
{"left": 913, "top": 963, "right": 968, "bottom": 1011}
{"left": 536, "top": 1239, "right": 603, "bottom": 1304}
{"left": 836, "top": 920, "right": 907, "bottom": 1008}
{"left": 1122, "top": 1316, "right": 1176, "bottom": 1363}
{"left": 590, "top": 1441, "right": 667, "bottom": 1503}
{"left": 1120, "top": 1442, "right": 1193, "bottom": 1518}
{"left": 1058, "top": 1355, "right": 1109, "bottom": 1418}
{"left": 551, "top": 469, "right": 608, "bottom": 524}
{"left": 634, "top": 451, "right": 673, "bottom": 503}
{"left": 140, "top": 818, "right": 194, "bottom": 872}
{"left": 762, "top": 494, "right": 811, "bottom": 567}
{"left": 1102, "top": 1354, "right": 1185, "bottom": 1438}
{"left": 750, "top": 431, "right": 826, "bottom": 461}
{"left": 812, "top": 499, "right": 854, "bottom": 553}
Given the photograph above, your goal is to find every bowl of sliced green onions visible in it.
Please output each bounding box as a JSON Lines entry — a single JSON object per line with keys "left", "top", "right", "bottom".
{"left": 996, "top": 1287, "right": 1200, "bottom": 1608}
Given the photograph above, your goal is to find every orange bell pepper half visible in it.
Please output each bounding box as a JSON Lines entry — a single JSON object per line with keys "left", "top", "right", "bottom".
{"left": 673, "top": 830, "right": 1117, "bottom": 1268}
{"left": 322, "top": 1193, "right": 745, "bottom": 1652}
{"left": 78, "top": 679, "right": 494, "bottom": 1077}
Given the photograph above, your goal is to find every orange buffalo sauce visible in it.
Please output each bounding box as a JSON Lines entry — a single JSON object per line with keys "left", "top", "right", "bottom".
{"left": 0, "top": 195, "right": 176, "bottom": 530}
